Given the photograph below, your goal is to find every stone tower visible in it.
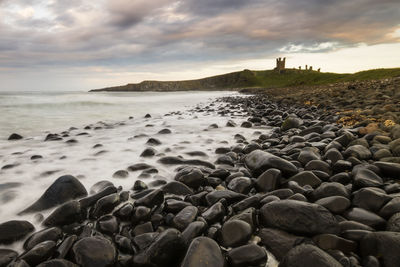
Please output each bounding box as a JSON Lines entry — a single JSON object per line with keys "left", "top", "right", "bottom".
{"left": 275, "top": 57, "right": 286, "bottom": 73}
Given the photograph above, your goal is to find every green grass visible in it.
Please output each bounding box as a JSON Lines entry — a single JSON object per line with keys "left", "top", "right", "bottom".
{"left": 91, "top": 67, "right": 400, "bottom": 92}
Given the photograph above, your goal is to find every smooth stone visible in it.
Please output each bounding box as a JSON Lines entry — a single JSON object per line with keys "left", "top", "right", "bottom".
{"left": 324, "top": 148, "right": 344, "bottom": 164}
{"left": 112, "top": 170, "right": 129, "bottom": 179}
{"left": 201, "top": 202, "right": 225, "bottom": 224}
{"left": 8, "top": 133, "right": 23, "bottom": 140}
{"left": 312, "top": 182, "right": 350, "bottom": 200}
{"left": 175, "top": 168, "right": 206, "bottom": 189}
{"left": 227, "top": 244, "right": 267, "bottom": 267}
{"left": 221, "top": 220, "right": 252, "bottom": 248}
{"left": 288, "top": 171, "right": 321, "bottom": 188}
{"left": 258, "top": 228, "right": 303, "bottom": 261}
{"left": 158, "top": 128, "right": 171, "bottom": 134}
{"left": 43, "top": 200, "right": 82, "bottom": 226}
{"left": 353, "top": 168, "right": 384, "bottom": 188}
{"left": 380, "top": 197, "right": 400, "bottom": 218}
{"left": 133, "top": 233, "right": 158, "bottom": 251}
{"left": 255, "top": 168, "right": 281, "bottom": 192}
{"left": 260, "top": 199, "right": 339, "bottom": 235}
{"left": 162, "top": 181, "right": 193, "bottom": 196}
{"left": 140, "top": 147, "right": 156, "bottom": 157}
{"left": 133, "top": 180, "right": 148, "bottom": 191}
{"left": 304, "top": 160, "right": 331, "bottom": 175}
{"left": 80, "top": 186, "right": 117, "bottom": 209}
{"left": 297, "top": 147, "right": 321, "bottom": 166}
{"left": 387, "top": 212, "right": 400, "bottom": 232}
{"left": 0, "top": 249, "right": 18, "bottom": 266}
{"left": 279, "top": 244, "right": 342, "bottom": 267}
{"left": 227, "top": 177, "right": 252, "bottom": 194}
{"left": 0, "top": 220, "right": 34, "bottom": 244}
{"left": 134, "top": 189, "right": 164, "bottom": 207}
{"left": 92, "top": 193, "right": 120, "bottom": 218}
{"left": 315, "top": 196, "right": 351, "bottom": 214}
{"left": 72, "top": 236, "right": 116, "bottom": 267}
{"left": 181, "top": 237, "right": 224, "bottom": 267}
{"left": 172, "top": 206, "right": 198, "bottom": 231}
{"left": 281, "top": 116, "right": 303, "bottom": 131}
{"left": 375, "top": 161, "right": 400, "bottom": 177}
{"left": 20, "top": 241, "right": 56, "bottom": 266}
{"left": 24, "top": 227, "right": 62, "bottom": 250}
{"left": 89, "top": 181, "right": 114, "bottom": 194}
{"left": 133, "top": 222, "right": 153, "bottom": 236}
{"left": 344, "top": 207, "right": 386, "bottom": 229}
{"left": 360, "top": 231, "right": 400, "bottom": 267}
{"left": 244, "top": 149, "right": 298, "bottom": 177}
{"left": 37, "top": 259, "right": 78, "bottom": 267}
{"left": 127, "top": 163, "right": 153, "bottom": 171}
{"left": 181, "top": 221, "right": 207, "bottom": 247}
{"left": 352, "top": 187, "right": 392, "bottom": 212}
{"left": 313, "top": 234, "right": 357, "bottom": 253}
{"left": 97, "top": 215, "right": 119, "bottom": 235}
{"left": 133, "top": 229, "right": 185, "bottom": 266}
{"left": 19, "top": 175, "right": 87, "bottom": 214}
{"left": 205, "top": 190, "right": 246, "bottom": 206}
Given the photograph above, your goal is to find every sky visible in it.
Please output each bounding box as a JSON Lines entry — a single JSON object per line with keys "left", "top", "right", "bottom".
{"left": 0, "top": 0, "right": 399, "bottom": 91}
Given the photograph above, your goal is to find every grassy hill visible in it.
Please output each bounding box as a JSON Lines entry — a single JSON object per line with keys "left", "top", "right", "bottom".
{"left": 90, "top": 68, "right": 400, "bottom": 92}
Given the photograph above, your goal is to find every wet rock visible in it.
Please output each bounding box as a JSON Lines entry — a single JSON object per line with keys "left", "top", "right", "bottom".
{"left": 181, "top": 237, "right": 225, "bottom": 267}
{"left": 227, "top": 244, "right": 267, "bottom": 267}
{"left": 20, "top": 241, "right": 56, "bottom": 266}
{"left": 205, "top": 190, "right": 246, "bottom": 206}
{"left": 245, "top": 149, "right": 298, "bottom": 177}
{"left": 37, "top": 259, "right": 78, "bottom": 267}
{"left": 352, "top": 187, "right": 391, "bottom": 212}
{"left": 173, "top": 206, "right": 198, "bottom": 231}
{"left": 97, "top": 215, "right": 119, "bottom": 235}
{"left": 215, "top": 155, "right": 234, "bottom": 166}
{"left": 304, "top": 160, "right": 331, "bottom": 174}
{"left": 181, "top": 221, "right": 207, "bottom": 246}
{"left": 146, "top": 138, "right": 161, "bottom": 146}
{"left": 288, "top": 171, "right": 322, "bottom": 188}
{"left": 298, "top": 147, "right": 321, "bottom": 166}
{"left": 92, "top": 193, "right": 120, "bottom": 218}
{"left": 0, "top": 249, "right": 18, "bottom": 266}
{"left": 158, "top": 128, "right": 171, "bottom": 134}
{"left": 313, "top": 234, "right": 357, "bottom": 253}
{"left": 344, "top": 207, "right": 386, "bottom": 229}
{"left": 241, "top": 121, "right": 252, "bottom": 128}
{"left": 20, "top": 175, "right": 87, "bottom": 214}
{"left": 134, "top": 189, "right": 164, "bottom": 207}
{"left": 227, "top": 177, "right": 252, "bottom": 194}
{"left": 133, "top": 228, "right": 185, "bottom": 266}
{"left": 221, "top": 220, "right": 252, "bottom": 247}
{"left": 360, "top": 231, "right": 400, "bottom": 267}
{"left": 315, "top": 196, "right": 351, "bottom": 214}
{"left": 24, "top": 227, "right": 62, "bottom": 250}
{"left": 281, "top": 116, "right": 303, "bottom": 131}
{"left": 8, "top": 133, "right": 23, "bottom": 140}
{"left": 380, "top": 197, "right": 400, "bottom": 218}
{"left": 258, "top": 228, "right": 302, "bottom": 261}
{"left": 72, "top": 236, "right": 116, "bottom": 267}
{"left": 353, "top": 168, "right": 384, "bottom": 188}
{"left": 374, "top": 161, "right": 400, "bottom": 177}
{"left": 133, "top": 180, "right": 148, "bottom": 191}
{"left": 133, "top": 222, "right": 153, "bottom": 236}
{"left": 127, "top": 163, "right": 153, "bottom": 172}
{"left": 89, "top": 181, "right": 114, "bottom": 194}
{"left": 279, "top": 244, "right": 342, "bottom": 267}
{"left": 0, "top": 220, "right": 34, "bottom": 244}
{"left": 255, "top": 168, "right": 281, "bottom": 192}
{"left": 162, "top": 181, "right": 193, "bottom": 195}
{"left": 387, "top": 212, "right": 400, "bottom": 232}
{"left": 260, "top": 199, "right": 339, "bottom": 235}
{"left": 175, "top": 168, "right": 206, "bottom": 189}
{"left": 140, "top": 147, "right": 157, "bottom": 157}
{"left": 344, "top": 145, "right": 372, "bottom": 160}
{"left": 43, "top": 200, "right": 82, "bottom": 226}
{"left": 226, "top": 120, "right": 237, "bottom": 127}
{"left": 201, "top": 202, "right": 226, "bottom": 224}
{"left": 312, "top": 182, "right": 350, "bottom": 200}
{"left": 80, "top": 186, "right": 117, "bottom": 209}
{"left": 112, "top": 170, "right": 128, "bottom": 179}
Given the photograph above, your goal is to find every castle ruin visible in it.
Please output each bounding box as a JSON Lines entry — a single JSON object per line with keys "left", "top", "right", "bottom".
{"left": 275, "top": 57, "right": 321, "bottom": 73}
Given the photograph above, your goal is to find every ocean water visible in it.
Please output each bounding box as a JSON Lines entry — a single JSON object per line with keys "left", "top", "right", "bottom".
{"left": 0, "top": 91, "right": 237, "bottom": 139}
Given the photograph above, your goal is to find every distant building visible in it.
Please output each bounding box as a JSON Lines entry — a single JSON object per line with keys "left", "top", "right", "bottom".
{"left": 275, "top": 57, "right": 286, "bottom": 73}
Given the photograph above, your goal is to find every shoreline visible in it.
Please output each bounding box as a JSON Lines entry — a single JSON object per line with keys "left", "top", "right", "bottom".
{"left": 1, "top": 89, "right": 400, "bottom": 266}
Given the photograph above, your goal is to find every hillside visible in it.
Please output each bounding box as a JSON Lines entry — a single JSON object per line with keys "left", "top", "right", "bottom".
{"left": 89, "top": 68, "right": 400, "bottom": 92}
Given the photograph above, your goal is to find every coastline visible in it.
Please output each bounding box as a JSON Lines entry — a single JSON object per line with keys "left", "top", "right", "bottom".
{"left": 1, "top": 86, "right": 400, "bottom": 266}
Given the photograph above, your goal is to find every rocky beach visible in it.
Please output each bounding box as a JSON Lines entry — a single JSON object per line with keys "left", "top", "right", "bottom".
{"left": 1, "top": 80, "right": 400, "bottom": 267}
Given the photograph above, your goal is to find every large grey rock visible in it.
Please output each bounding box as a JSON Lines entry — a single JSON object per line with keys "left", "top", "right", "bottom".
{"left": 344, "top": 207, "right": 386, "bottom": 229}
{"left": 0, "top": 220, "right": 34, "bottom": 244}
{"left": 344, "top": 145, "right": 372, "bottom": 160}
{"left": 245, "top": 150, "right": 298, "bottom": 177}
{"left": 72, "top": 236, "right": 116, "bottom": 267}
{"left": 279, "top": 244, "right": 342, "bottom": 267}
{"left": 20, "top": 175, "right": 87, "bottom": 214}
{"left": 220, "top": 220, "right": 252, "bottom": 248}
{"left": 353, "top": 168, "right": 383, "bottom": 188}
{"left": 374, "top": 161, "right": 400, "bottom": 178}
{"left": 360, "top": 231, "right": 400, "bottom": 267}
{"left": 255, "top": 168, "right": 281, "bottom": 192}
{"left": 180, "top": 237, "right": 225, "bottom": 267}
{"left": 260, "top": 200, "right": 339, "bottom": 235}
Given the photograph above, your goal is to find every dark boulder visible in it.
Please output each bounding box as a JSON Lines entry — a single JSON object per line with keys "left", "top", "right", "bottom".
{"left": 279, "top": 244, "right": 342, "bottom": 267}
{"left": 227, "top": 244, "right": 267, "bottom": 267}
{"left": 43, "top": 200, "right": 82, "bottom": 226}
{"left": 20, "top": 241, "right": 56, "bottom": 266}
{"left": 20, "top": 175, "right": 87, "bottom": 214}
{"left": 37, "top": 259, "right": 78, "bottom": 267}
{"left": 0, "top": 220, "right": 34, "bottom": 244}
{"left": 260, "top": 199, "right": 339, "bottom": 235}
{"left": 24, "top": 227, "right": 62, "bottom": 250}
{"left": 8, "top": 133, "right": 23, "bottom": 140}
{"left": 181, "top": 237, "right": 225, "bottom": 267}
{"left": 245, "top": 150, "right": 298, "bottom": 177}
{"left": 72, "top": 236, "right": 116, "bottom": 267}
{"left": 220, "top": 220, "right": 252, "bottom": 248}
{"left": 0, "top": 249, "right": 18, "bottom": 266}
{"left": 360, "top": 231, "right": 400, "bottom": 267}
